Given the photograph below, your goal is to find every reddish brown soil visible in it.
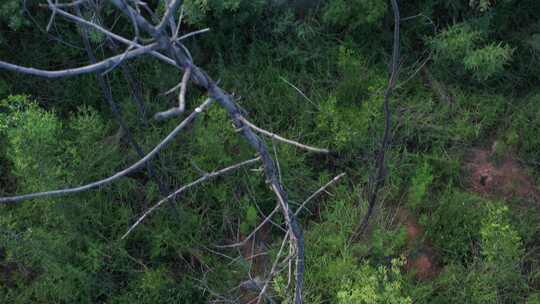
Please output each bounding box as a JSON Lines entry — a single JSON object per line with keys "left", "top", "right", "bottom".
{"left": 398, "top": 144, "right": 540, "bottom": 281}
{"left": 396, "top": 208, "right": 440, "bottom": 280}
{"left": 465, "top": 147, "right": 540, "bottom": 201}
{"left": 407, "top": 252, "right": 434, "bottom": 280}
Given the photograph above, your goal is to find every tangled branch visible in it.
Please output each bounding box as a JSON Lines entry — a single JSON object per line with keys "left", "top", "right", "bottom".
{"left": 0, "top": 1, "right": 307, "bottom": 302}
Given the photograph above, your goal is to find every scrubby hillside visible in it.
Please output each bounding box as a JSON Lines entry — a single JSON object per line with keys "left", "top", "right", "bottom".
{"left": 1, "top": 1, "right": 540, "bottom": 303}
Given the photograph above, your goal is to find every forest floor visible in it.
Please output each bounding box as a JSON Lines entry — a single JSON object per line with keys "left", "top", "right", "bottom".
{"left": 465, "top": 146, "right": 540, "bottom": 202}
{"left": 398, "top": 142, "right": 540, "bottom": 281}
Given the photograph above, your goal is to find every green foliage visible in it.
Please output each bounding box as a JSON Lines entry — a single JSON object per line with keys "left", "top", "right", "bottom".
{"left": 316, "top": 96, "right": 372, "bottom": 151}
{"left": 510, "top": 92, "right": 540, "bottom": 160}
{"left": 335, "top": 46, "right": 386, "bottom": 105}
{"left": 295, "top": 197, "right": 360, "bottom": 303}
{"left": 424, "top": 190, "right": 485, "bottom": 263}
{"left": 431, "top": 201, "right": 526, "bottom": 304}
{"left": 315, "top": 48, "right": 386, "bottom": 153}
{"left": 432, "top": 263, "right": 498, "bottom": 304}
{"left": 370, "top": 226, "right": 408, "bottom": 259}
{"left": 528, "top": 294, "right": 540, "bottom": 304}
{"left": 181, "top": 0, "right": 265, "bottom": 28}
{"left": 3, "top": 97, "right": 64, "bottom": 194}
{"left": 322, "top": 0, "right": 386, "bottom": 31}
{"left": 430, "top": 24, "right": 483, "bottom": 62}
{"left": 280, "top": 193, "right": 410, "bottom": 303}
{"left": 2, "top": 1, "right": 540, "bottom": 303}
{"left": 430, "top": 23, "right": 513, "bottom": 82}
{"left": 0, "top": 97, "right": 208, "bottom": 303}
{"left": 463, "top": 43, "right": 514, "bottom": 80}
{"left": 407, "top": 161, "right": 434, "bottom": 210}
{"left": 480, "top": 203, "right": 524, "bottom": 281}
{"left": 240, "top": 205, "right": 258, "bottom": 235}
{"left": 454, "top": 92, "right": 507, "bottom": 137}
{"left": 336, "top": 257, "right": 412, "bottom": 304}
{"left": 0, "top": 0, "right": 27, "bottom": 31}
{"left": 111, "top": 268, "right": 203, "bottom": 304}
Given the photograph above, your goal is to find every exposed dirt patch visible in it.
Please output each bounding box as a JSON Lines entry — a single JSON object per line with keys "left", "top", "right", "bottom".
{"left": 396, "top": 208, "right": 440, "bottom": 280}
{"left": 403, "top": 217, "right": 424, "bottom": 244}
{"left": 465, "top": 147, "right": 540, "bottom": 202}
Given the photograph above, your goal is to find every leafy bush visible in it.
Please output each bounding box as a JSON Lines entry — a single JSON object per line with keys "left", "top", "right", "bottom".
{"left": 480, "top": 203, "right": 524, "bottom": 288}
{"left": 510, "top": 92, "right": 540, "bottom": 161}
{"left": 322, "top": 0, "right": 386, "bottom": 31}
{"left": 424, "top": 190, "right": 484, "bottom": 264}
{"left": 182, "top": 0, "right": 266, "bottom": 26}
{"left": 336, "top": 257, "right": 412, "bottom": 304}
{"left": 0, "top": 0, "right": 28, "bottom": 31}
{"left": 2, "top": 96, "right": 64, "bottom": 194}
{"left": 407, "top": 161, "right": 434, "bottom": 210}
{"left": 463, "top": 43, "right": 514, "bottom": 80}
{"left": 429, "top": 23, "right": 513, "bottom": 82}
{"left": 0, "top": 97, "right": 207, "bottom": 303}
{"left": 110, "top": 268, "right": 204, "bottom": 304}
{"left": 431, "top": 201, "right": 526, "bottom": 304}
{"left": 315, "top": 47, "right": 386, "bottom": 153}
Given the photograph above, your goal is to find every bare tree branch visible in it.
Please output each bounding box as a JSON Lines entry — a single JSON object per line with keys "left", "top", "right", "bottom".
{"left": 177, "top": 28, "right": 210, "bottom": 41}
{"left": 294, "top": 173, "right": 346, "bottom": 216}
{"left": 107, "top": 3, "right": 309, "bottom": 298}
{"left": 46, "top": 0, "right": 88, "bottom": 8}
{"left": 121, "top": 157, "right": 261, "bottom": 240}
{"left": 255, "top": 232, "right": 290, "bottom": 304}
{"left": 279, "top": 77, "right": 318, "bottom": 109}
{"left": 76, "top": 3, "right": 172, "bottom": 201}
{"left": 238, "top": 116, "right": 329, "bottom": 154}
{"left": 270, "top": 184, "right": 303, "bottom": 304}
{"left": 154, "top": 66, "right": 191, "bottom": 120}
{"left": 0, "top": 99, "right": 213, "bottom": 204}
{"left": 178, "top": 66, "right": 192, "bottom": 112}
{"left": 156, "top": 0, "right": 183, "bottom": 33}
{"left": 216, "top": 204, "right": 280, "bottom": 249}
{"left": 43, "top": 1, "right": 179, "bottom": 67}
{"left": 0, "top": 43, "right": 159, "bottom": 78}
{"left": 3, "top": 2, "right": 310, "bottom": 302}
{"left": 45, "top": 0, "right": 59, "bottom": 32}
{"left": 218, "top": 172, "right": 346, "bottom": 250}
{"left": 353, "top": 0, "right": 401, "bottom": 239}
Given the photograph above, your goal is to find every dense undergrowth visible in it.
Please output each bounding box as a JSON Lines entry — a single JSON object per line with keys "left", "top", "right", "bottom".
{"left": 1, "top": 0, "right": 540, "bottom": 303}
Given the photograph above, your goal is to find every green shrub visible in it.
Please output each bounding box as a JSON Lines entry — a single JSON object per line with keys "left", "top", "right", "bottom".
{"left": 431, "top": 201, "right": 526, "bottom": 304}
{"left": 464, "top": 43, "right": 514, "bottom": 80}
{"left": 315, "top": 52, "right": 385, "bottom": 154}
{"left": 480, "top": 203, "right": 524, "bottom": 287}
{"left": 407, "top": 161, "right": 434, "bottom": 210}
{"left": 291, "top": 197, "right": 360, "bottom": 303}
{"left": 0, "top": 0, "right": 28, "bottom": 31}
{"left": 181, "top": 0, "right": 266, "bottom": 26}
{"left": 370, "top": 226, "right": 408, "bottom": 260}
{"left": 322, "top": 0, "right": 386, "bottom": 31}
{"left": 336, "top": 257, "right": 412, "bottom": 304}
{"left": 111, "top": 267, "right": 204, "bottom": 304}
{"left": 3, "top": 96, "right": 64, "bottom": 194}
{"left": 429, "top": 23, "right": 513, "bottom": 82}
{"left": 510, "top": 92, "right": 540, "bottom": 161}
{"left": 424, "top": 190, "right": 484, "bottom": 263}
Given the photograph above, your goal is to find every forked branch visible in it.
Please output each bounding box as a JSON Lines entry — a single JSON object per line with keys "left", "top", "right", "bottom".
{"left": 0, "top": 2, "right": 308, "bottom": 302}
